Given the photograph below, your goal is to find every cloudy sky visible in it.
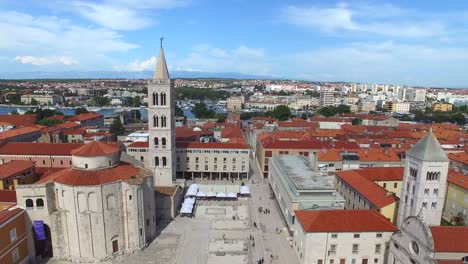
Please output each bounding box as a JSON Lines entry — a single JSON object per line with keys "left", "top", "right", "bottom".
{"left": 1, "top": 0, "right": 468, "bottom": 87}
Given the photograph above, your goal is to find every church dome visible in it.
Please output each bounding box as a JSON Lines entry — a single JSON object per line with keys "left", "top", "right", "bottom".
{"left": 71, "top": 141, "right": 121, "bottom": 170}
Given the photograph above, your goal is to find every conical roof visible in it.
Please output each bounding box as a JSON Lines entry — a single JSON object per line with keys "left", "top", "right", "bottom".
{"left": 71, "top": 141, "right": 120, "bottom": 157}
{"left": 153, "top": 46, "right": 170, "bottom": 81}
{"left": 407, "top": 129, "right": 448, "bottom": 162}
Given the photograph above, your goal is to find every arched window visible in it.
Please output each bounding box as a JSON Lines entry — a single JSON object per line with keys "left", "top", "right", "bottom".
{"left": 26, "top": 199, "right": 34, "bottom": 209}
{"left": 88, "top": 193, "right": 97, "bottom": 212}
{"left": 36, "top": 198, "right": 44, "bottom": 209}
{"left": 161, "top": 116, "right": 167, "bottom": 127}
{"left": 162, "top": 157, "right": 167, "bottom": 167}
{"left": 162, "top": 137, "right": 166, "bottom": 147}
{"left": 153, "top": 92, "right": 158, "bottom": 105}
{"left": 155, "top": 157, "right": 160, "bottom": 166}
{"left": 107, "top": 195, "right": 115, "bottom": 210}
{"left": 160, "top": 92, "right": 166, "bottom": 105}
{"left": 154, "top": 137, "right": 159, "bottom": 147}
{"left": 153, "top": 115, "right": 158, "bottom": 127}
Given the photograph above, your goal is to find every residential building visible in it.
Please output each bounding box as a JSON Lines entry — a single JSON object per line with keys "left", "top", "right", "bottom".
{"left": 0, "top": 208, "right": 35, "bottom": 264}
{"left": 15, "top": 141, "right": 157, "bottom": 262}
{"left": 0, "top": 127, "right": 42, "bottom": 142}
{"left": 443, "top": 171, "right": 467, "bottom": 226}
{"left": 0, "top": 115, "right": 37, "bottom": 128}
{"left": 292, "top": 210, "right": 398, "bottom": 264}
{"left": 0, "top": 161, "right": 36, "bottom": 190}
{"left": 448, "top": 152, "right": 468, "bottom": 174}
{"left": 358, "top": 102, "right": 376, "bottom": 113}
{"left": 68, "top": 112, "right": 104, "bottom": 127}
{"left": 226, "top": 96, "right": 243, "bottom": 111}
{"left": 335, "top": 170, "right": 399, "bottom": 223}
{"left": 0, "top": 190, "right": 16, "bottom": 210}
{"left": 148, "top": 43, "right": 176, "bottom": 187}
{"left": 318, "top": 148, "right": 403, "bottom": 176}
{"left": 407, "top": 89, "right": 427, "bottom": 102}
{"left": 309, "top": 116, "right": 352, "bottom": 129}
{"left": 385, "top": 102, "right": 411, "bottom": 113}
{"left": 387, "top": 216, "right": 468, "bottom": 264}
{"left": 432, "top": 103, "right": 453, "bottom": 112}
{"left": 397, "top": 129, "right": 449, "bottom": 227}
{"left": 319, "top": 87, "right": 334, "bottom": 107}
{"left": 20, "top": 94, "right": 62, "bottom": 105}
{"left": 268, "top": 155, "right": 344, "bottom": 230}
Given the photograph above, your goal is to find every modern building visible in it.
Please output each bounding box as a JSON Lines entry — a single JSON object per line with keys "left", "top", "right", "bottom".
{"left": 15, "top": 141, "right": 157, "bottom": 262}
{"left": 407, "top": 89, "right": 427, "bottom": 102}
{"left": 387, "top": 216, "right": 468, "bottom": 264}
{"left": 0, "top": 161, "right": 36, "bottom": 190}
{"left": 432, "top": 103, "right": 453, "bottom": 112}
{"left": 319, "top": 87, "right": 335, "bottom": 107}
{"left": 147, "top": 43, "right": 176, "bottom": 187}
{"left": 292, "top": 210, "right": 398, "bottom": 264}
{"left": 268, "top": 155, "right": 344, "bottom": 231}
{"left": 0, "top": 208, "right": 35, "bottom": 264}
{"left": 396, "top": 129, "right": 449, "bottom": 227}
{"left": 20, "top": 94, "right": 62, "bottom": 105}
{"left": 384, "top": 101, "right": 411, "bottom": 113}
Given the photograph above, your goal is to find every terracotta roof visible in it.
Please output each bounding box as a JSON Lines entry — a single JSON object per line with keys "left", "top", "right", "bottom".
{"left": 71, "top": 141, "right": 120, "bottom": 157}
{"left": 128, "top": 141, "right": 149, "bottom": 148}
{"left": 309, "top": 116, "right": 353, "bottom": 122}
{"left": 336, "top": 170, "right": 399, "bottom": 208}
{"left": 356, "top": 167, "right": 404, "bottom": 182}
{"left": 277, "top": 121, "right": 318, "bottom": 128}
{"left": 68, "top": 112, "right": 103, "bottom": 122}
{"left": 221, "top": 126, "right": 243, "bottom": 139}
{"left": 0, "top": 160, "right": 35, "bottom": 179}
{"left": 63, "top": 128, "right": 86, "bottom": 135}
{"left": 0, "top": 190, "right": 17, "bottom": 203}
{"left": 176, "top": 142, "right": 249, "bottom": 149}
{"left": 46, "top": 115, "right": 65, "bottom": 121}
{"left": 294, "top": 210, "right": 398, "bottom": 232}
{"left": 448, "top": 152, "right": 468, "bottom": 165}
{"left": 0, "top": 142, "right": 84, "bottom": 155}
{"left": 0, "top": 114, "right": 37, "bottom": 127}
{"left": 155, "top": 186, "right": 178, "bottom": 195}
{"left": 0, "top": 126, "right": 41, "bottom": 140}
{"left": 429, "top": 226, "right": 468, "bottom": 252}
{"left": 35, "top": 162, "right": 147, "bottom": 186}
{"left": 261, "top": 139, "right": 359, "bottom": 150}
{"left": 447, "top": 170, "right": 468, "bottom": 190}
{"left": 0, "top": 207, "right": 23, "bottom": 225}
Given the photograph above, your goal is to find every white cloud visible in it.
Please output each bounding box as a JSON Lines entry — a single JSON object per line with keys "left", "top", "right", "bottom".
{"left": 126, "top": 56, "right": 157, "bottom": 71}
{"left": 281, "top": 3, "right": 445, "bottom": 38}
{"left": 15, "top": 56, "right": 78, "bottom": 66}
{"left": 70, "top": 0, "right": 189, "bottom": 30}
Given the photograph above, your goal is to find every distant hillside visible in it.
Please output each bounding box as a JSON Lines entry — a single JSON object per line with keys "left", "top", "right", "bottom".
{"left": 0, "top": 70, "right": 280, "bottom": 80}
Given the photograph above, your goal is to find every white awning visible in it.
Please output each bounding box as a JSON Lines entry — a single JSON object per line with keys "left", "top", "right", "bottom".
{"left": 180, "top": 204, "right": 193, "bottom": 214}
{"left": 240, "top": 186, "right": 250, "bottom": 194}
{"left": 207, "top": 192, "right": 216, "bottom": 197}
{"left": 227, "top": 192, "right": 237, "bottom": 198}
{"left": 196, "top": 191, "right": 206, "bottom": 197}
{"left": 216, "top": 192, "right": 227, "bottom": 198}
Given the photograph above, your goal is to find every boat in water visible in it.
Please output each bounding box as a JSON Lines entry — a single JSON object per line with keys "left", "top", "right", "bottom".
{"left": 86, "top": 107, "right": 102, "bottom": 112}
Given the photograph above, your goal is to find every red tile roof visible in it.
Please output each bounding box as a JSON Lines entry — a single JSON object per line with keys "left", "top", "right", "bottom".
{"left": 0, "top": 126, "right": 41, "bottom": 140}
{"left": 0, "top": 142, "right": 84, "bottom": 155}
{"left": 128, "top": 141, "right": 149, "bottom": 148}
{"left": 429, "top": 226, "right": 468, "bottom": 252}
{"left": 277, "top": 121, "right": 319, "bottom": 128}
{"left": 0, "top": 160, "right": 35, "bottom": 179}
{"left": 294, "top": 210, "right": 398, "bottom": 232}
{"left": 447, "top": 170, "right": 468, "bottom": 190}
{"left": 0, "top": 207, "right": 23, "bottom": 225}
{"left": 68, "top": 112, "right": 103, "bottom": 122}
{"left": 0, "top": 190, "right": 17, "bottom": 203}
{"left": 46, "top": 115, "right": 65, "bottom": 121}
{"left": 63, "top": 128, "right": 86, "bottom": 135}
{"left": 336, "top": 170, "right": 399, "bottom": 208}
{"left": 448, "top": 152, "right": 468, "bottom": 165}
{"left": 221, "top": 126, "right": 243, "bottom": 139}
{"left": 71, "top": 141, "right": 120, "bottom": 157}
{"left": 356, "top": 167, "right": 404, "bottom": 182}
{"left": 0, "top": 114, "right": 37, "bottom": 127}
{"left": 261, "top": 139, "right": 359, "bottom": 150}
{"left": 175, "top": 142, "right": 249, "bottom": 149}
{"left": 35, "top": 162, "right": 146, "bottom": 186}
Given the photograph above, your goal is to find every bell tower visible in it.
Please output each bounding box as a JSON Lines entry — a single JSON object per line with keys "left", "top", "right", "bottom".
{"left": 147, "top": 39, "right": 176, "bottom": 186}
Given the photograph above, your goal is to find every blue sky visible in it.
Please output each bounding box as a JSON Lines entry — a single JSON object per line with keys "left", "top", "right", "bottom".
{"left": 1, "top": 0, "right": 468, "bottom": 87}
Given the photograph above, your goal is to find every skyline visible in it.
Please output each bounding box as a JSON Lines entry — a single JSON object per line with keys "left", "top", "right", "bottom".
{"left": 2, "top": 1, "right": 468, "bottom": 87}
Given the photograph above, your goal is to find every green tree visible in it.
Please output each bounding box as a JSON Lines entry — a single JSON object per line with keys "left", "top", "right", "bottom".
{"left": 270, "top": 105, "right": 291, "bottom": 121}
{"left": 30, "top": 98, "right": 39, "bottom": 105}
{"left": 109, "top": 118, "right": 126, "bottom": 136}
{"left": 9, "top": 110, "right": 19, "bottom": 115}
{"left": 318, "top": 105, "right": 351, "bottom": 117}
{"left": 352, "top": 118, "right": 363, "bottom": 125}
{"left": 215, "top": 113, "right": 227, "bottom": 123}
{"left": 94, "top": 96, "right": 110, "bottom": 107}
{"left": 38, "top": 119, "right": 63, "bottom": 127}
{"left": 175, "top": 105, "right": 184, "bottom": 117}
{"left": 75, "top": 107, "right": 89, "bottom": 115}
{"left": 451, "top": 113, "right": 466, "bottom": 125}
{"left": 191, "top": 102, "right": 215, "bottom": 118}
